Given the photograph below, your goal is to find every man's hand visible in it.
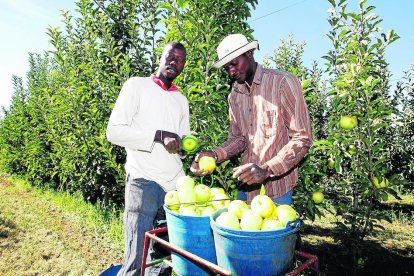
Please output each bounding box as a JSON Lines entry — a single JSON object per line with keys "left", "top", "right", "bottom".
{"left": 157, "top": 130, "right": 182, "bottom": 153}
{"left": 232, "top": 163, "right": 273, "bottom": 185}
{"left": 190, "top": 151, "right": 215, "bottom": 176}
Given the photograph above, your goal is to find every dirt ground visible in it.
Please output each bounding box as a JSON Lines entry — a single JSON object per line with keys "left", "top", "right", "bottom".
{"left": 0, "top": 179, "right": 123, "bottom": 275}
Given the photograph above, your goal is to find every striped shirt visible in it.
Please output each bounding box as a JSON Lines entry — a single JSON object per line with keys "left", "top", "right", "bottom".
{"left": 213, "top": 64, "right": 312, "bottom": 201}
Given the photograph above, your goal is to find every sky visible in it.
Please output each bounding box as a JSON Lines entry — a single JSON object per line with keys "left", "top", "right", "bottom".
{"left": 0, "top": 0, "right": 413, "bottom": 110}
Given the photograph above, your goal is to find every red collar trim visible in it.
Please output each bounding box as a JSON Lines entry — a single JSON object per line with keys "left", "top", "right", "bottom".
{"left": 151, "top": 74, "right": 178, "bottom": 91}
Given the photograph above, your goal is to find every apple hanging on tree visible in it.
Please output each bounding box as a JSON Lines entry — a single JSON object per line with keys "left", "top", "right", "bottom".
{"left": 339, "top": 115, "right": 358, "bottom": 130}
{"left": 312, "top": 191, "right": 324, "bottom": 204}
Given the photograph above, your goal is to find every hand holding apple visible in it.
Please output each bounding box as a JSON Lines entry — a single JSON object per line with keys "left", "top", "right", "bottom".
{"left": 157, "top": 130, "right": 183, "bottom": 153}
{"left": 190, "top": 151, "right": 216, "bottom": 175}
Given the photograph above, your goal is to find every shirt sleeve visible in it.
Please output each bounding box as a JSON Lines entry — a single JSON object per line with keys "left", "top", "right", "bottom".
{"left": 213, "top": 94, "right": 247, "bottom": 162}
{"left": 265, "top": 74, "right": 313, "bottom": 175}
{"left": 106, "top": 78, "right": 156, "bottom": 152}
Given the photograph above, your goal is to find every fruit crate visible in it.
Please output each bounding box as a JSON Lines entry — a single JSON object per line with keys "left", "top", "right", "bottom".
{"left": 140, "top": 227, "right": 321, "bottom": 276}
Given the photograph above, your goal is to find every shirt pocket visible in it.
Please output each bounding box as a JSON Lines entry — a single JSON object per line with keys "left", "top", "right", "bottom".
{"left": 259, "top": 110, "right": 278, "bottom": 138}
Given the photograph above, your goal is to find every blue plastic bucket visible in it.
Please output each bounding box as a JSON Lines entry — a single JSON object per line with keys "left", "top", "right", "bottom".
{"left": 164, "top": 205, "right": 217, "bottom": 276}
{"left": 210, "top": 208, "right": 301, "bottom": 276}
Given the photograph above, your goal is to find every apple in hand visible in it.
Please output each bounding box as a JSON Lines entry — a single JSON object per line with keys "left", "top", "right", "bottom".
{"left": 199, "top": 156, "right": 216, "bottom": 172}
{"left": 211, "top": 193, "right": 230, "bottom": 210}
{"left": 194, "top": 184, "right": 211, "bottom": 202}
{"left": 164, "top": 190, "right": 180, "bottom": 210}
{"left": 178, "top": 187, "right": 196, "bottom": 204}
{"left": 215, "top": 211, "right": 241, "bottom": 230}
{"left": 276, "top": 205, "right": 297, "bottom": 225}
{"left": 210, "top": 187, "right": 225, "bottom": 199}
{"left": 339, "top": 115, "right": 358, "bottom": 130}
{"left": 251, "top": 194, "right": 275, "bottom": 218}
{"left": 228, "top": 200, "right": 249, "bottom": 219}
{"left": 176, "top": 175, "right": 195, "bottom": 191}
{"left": 182, "top": 135, "right": 198, "bottom": 152}
{"left": 261, "top": 219, "right": 285, "bottom": 230}
{"left": 312, "top": 191, "right": 324, "bottom": 204}
{"left": 240, "top": 210, "right": 263, "bottom": 231}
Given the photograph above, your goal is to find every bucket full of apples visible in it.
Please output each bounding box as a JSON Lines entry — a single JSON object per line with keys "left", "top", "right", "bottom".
{"left": 210, "top": 192, "right": 301, "bottom": 276}
{"left": 163, "top": 175, "right": 232, "bottom": 276}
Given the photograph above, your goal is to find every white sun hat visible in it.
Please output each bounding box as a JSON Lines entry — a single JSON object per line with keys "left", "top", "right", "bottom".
{"left": 213, "top": 34, "right": 258, "bottom": 68}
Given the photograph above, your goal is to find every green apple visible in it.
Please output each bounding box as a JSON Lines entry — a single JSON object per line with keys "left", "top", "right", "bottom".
{"left": 210, "top": 187, "right": 225, "bottom": 199}
{"left": 240, "top": 210, "right": 263, "bottom": 231}
{"left": 261, "top": 219, "right": 285, "bottom": 230}
{"left": 211, "top": 193, "right": 231, "bottom": 210}
{"left": 339, "top": 115, "right": 358, "bottom": 130}
{"left": 348, "top": 145, "right": 357, "bottom": 155}
{"left": 199, "top": 156, "right": 216, "bottom": 171}
{"left": 227, "top": 200, "right": 249, "bottom": 219}
{"left": 178, "top": 187, "right": 196, "bottom": 204}
{"left": 328, "top": 157, "right": 335, "bottom": 168}
{"left": 199, "top": 205, "right": 216, "bottom": 216}
{"left": 312, "top": 191, "right": 324, "bottom": 204}
{"left": 215, "top": 211, "right": 241, "bottom": 230}
{"left": 176, "top": 175, "right": 195, "bottom": 191}
{"left": 251, "top": 194, "right": 275, "bottom": 218}
{"left": 275, "top": 205, "right": 297, "bottom": 225}
{"left": 179, "top": 205, "right": 199, "bottom": 216}
{"left": 164, "top": 190, "right": 180, "bottom": 210}
{"left": 372, "top": 177, "right": 389, "bottom": 189}
{"left": 182, "top": 135, "right": 198, "bottom": 152}
{"left": 194, "top": 184, "right": 211, "bottom": 202}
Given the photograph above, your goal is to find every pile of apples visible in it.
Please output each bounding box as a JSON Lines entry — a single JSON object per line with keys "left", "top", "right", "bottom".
{"left": 164, "top": 175, "right": 231, "bottom": 216}
{"left": 215, "top": 195, "right": 297, "bottom": 231}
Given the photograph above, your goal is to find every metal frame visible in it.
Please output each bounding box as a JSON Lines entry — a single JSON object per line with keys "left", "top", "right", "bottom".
{"left": 141, "top": 227, "right": 320, "bottom": 276}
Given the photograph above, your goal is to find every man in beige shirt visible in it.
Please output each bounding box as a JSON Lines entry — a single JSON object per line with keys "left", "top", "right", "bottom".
{"left": 191, "top": 34, "right": 312, "bottom": 204}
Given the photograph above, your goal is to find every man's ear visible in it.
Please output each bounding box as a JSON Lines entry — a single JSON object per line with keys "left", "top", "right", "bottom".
{"left": 245, "top": 50, "right": 254, "bottom": 59}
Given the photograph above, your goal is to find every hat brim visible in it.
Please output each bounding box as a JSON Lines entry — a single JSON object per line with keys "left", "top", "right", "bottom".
{"left": 213, "top": 41, "right": 258, "bottom": 68}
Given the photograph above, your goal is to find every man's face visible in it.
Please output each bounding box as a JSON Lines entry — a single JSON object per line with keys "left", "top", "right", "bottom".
{"left": 159, "top": 45, "right": 186, "bottom": 81}
{"left": 223, "top": 52, "right": 252, "bottom": 84}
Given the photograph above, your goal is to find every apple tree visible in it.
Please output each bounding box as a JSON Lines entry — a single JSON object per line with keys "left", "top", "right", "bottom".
{"left": 317, "top": 0, "right": 400, "bottom": 270}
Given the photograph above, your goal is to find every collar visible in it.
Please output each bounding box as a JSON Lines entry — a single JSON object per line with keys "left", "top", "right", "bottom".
{"left": 233, "top": 63, "right": 263, "bottom": 94}
{"left": 151, "top": 74, "right": 178, "bottom": 91}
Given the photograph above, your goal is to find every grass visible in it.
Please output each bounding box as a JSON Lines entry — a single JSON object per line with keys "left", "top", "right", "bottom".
{"left": 298, "top": 194, "right": 414, "bottom": 275}
{"left": 0, "top": 175, "right": 124, "bottom": 275}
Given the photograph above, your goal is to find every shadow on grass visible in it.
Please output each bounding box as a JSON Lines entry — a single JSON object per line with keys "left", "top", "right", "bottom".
{"left": 0, "top": 215, "right": 17, "bottom": 239}
{"left": 297, "top": 224, "right": 414, "bottom": 276}
{"left": 374, "top": 199, "right": 414, "bottom": 215}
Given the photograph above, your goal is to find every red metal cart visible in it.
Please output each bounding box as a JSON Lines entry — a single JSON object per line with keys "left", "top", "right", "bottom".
{"left": 140, "top": 227, "right": 320, "bottom": 276}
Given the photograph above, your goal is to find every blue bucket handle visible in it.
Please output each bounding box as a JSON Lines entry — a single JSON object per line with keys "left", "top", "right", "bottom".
{"left": 286, "top": 218, "right": 302, "bottom": 229}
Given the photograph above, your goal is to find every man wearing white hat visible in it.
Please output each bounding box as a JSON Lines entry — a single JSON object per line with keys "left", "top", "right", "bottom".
{"left": 191, "top": 34, "right": 312, "bottom": 204}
